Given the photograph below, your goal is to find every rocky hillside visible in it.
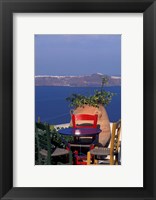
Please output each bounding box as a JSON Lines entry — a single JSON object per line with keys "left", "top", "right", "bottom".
{"left": 35, "top": 73, "right": 121, "bottom": 87}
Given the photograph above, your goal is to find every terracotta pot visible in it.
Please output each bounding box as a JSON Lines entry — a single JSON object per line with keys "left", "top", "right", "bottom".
{"left": 70, "top": 104, "right": 111, "bottom": 147}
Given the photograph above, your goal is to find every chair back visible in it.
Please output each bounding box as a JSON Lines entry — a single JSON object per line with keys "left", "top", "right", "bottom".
{"left": 35, "top": 122, "right": 51, "bottom": 164}
{"left": 72, "top": 114, "right": 98, "bottom": 128}
{"left": 110, "top": 120, "right": 121, "bottom": 155}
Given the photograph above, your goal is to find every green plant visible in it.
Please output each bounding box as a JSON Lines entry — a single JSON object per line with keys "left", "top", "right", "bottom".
{"left": 35, "top": 123, "right": 73, "bottom": 165}
{"left": 66, "top": 76, "right": 114, "bottom": 108}
{"left": 50, "top": 126, "right": 74, "bottom": 148}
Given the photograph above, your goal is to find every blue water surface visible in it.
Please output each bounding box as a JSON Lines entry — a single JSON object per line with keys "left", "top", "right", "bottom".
{"left": 35, "top": 86, "right": 121, "bottom": 125}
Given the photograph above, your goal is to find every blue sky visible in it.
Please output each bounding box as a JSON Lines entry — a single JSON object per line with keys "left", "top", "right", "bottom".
{"left": 35, "top": 35, "right": 121, "bottom": 76}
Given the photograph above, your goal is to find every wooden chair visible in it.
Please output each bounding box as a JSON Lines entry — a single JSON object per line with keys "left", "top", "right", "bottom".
{"left": 71, "top": 114, "right": 98, "bottom": 165}
{"left": 87, "top": 120, "right": 121, "bottom": 165}
{"left": 35, "top": 122, "right": 72, "bottom": 165}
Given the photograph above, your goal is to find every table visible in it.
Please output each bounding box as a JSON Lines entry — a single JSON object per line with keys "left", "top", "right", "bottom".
{"left": 58, "top": 127, "right": 101, "bottom": 137}
{"left": 58, "top": 127, "right": 101, "bottom": 146}
{"left": 58, "top": 127, "right": 102, "bottom": 164}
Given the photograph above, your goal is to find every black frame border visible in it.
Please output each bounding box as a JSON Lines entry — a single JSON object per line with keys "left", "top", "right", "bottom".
{"left": 0, "top": 0, "right": 156, "bottom": 199}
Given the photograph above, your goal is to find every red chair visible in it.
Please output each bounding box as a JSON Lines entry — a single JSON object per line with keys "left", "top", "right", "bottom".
{"left": 71, "top": 114, "right": 98, "bottom": 165}
{"left": 72, "top": 114, "right": 98, "bottom": 128}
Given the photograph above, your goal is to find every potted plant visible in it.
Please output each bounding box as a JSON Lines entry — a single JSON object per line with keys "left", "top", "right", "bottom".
{"left": 66, "top": 76, "right": 114, "bottom": 147}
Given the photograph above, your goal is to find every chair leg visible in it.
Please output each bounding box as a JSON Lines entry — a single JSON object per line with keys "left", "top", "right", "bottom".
{"left": 91, "top": 155, "right": 98, "bottom": 165}
{"left": 87, "top": 152, "right": 91, "bottom": 165}
{"left": 94, "top": 159, "right": 98, "bottom": 165}
{"left": 110, "top": 153, "right": 114, "bottom": 165}
{"left": 115, "top": 154, "right": 118, "bottom": 165}
{"left": 69, "top": 151, "right": 73, "bottom": 165}
{"left": 47, "top": 155, "right": 51, "bottom": 165}
{"left": 38, "top": 154, "right": 42, "bottom": 165}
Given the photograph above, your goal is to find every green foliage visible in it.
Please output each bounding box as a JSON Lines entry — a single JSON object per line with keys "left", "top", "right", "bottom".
{"left": 50, "top": 126, "right": 74, "bottom": 148}
{"left": 35, "top": 124, "right": 74, "bottom": 165}
{"left": 66, "top": 76, "right": 114, "bottom": 108}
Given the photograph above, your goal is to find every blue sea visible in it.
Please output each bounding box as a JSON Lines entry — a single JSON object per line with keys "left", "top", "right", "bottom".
{"left": 35, "top": 86, "right": 121, "bottom": 125}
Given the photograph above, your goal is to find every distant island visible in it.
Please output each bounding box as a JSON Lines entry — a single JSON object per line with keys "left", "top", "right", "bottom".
{"left": 35, "top": 73, "right": 121, "bottom": 87}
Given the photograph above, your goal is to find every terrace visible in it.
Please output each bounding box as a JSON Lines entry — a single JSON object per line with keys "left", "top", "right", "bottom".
{"left": 35, "top": 117, "right": 121, "bottom": 165}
